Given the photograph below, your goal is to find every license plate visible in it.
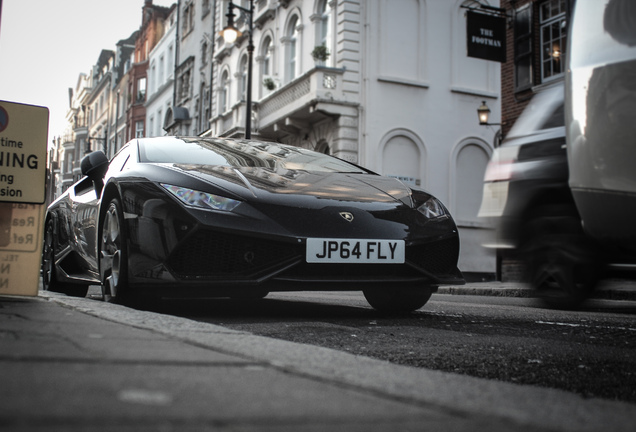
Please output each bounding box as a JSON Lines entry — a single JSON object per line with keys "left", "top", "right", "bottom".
{"left": 306, "top": 238, "right": 405, "bottom": 264}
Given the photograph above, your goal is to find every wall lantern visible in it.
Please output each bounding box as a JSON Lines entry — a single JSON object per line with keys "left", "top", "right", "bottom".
{"left": 477, "top": 101, "right": 491, "bottom": 125}
{"left": 477, "top": 100, "right": 504, "bottom": 147}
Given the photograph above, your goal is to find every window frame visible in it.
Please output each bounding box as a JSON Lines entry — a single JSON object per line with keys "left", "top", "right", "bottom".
{"left": 539, "top": 0, "right": 567, "bottom": 82}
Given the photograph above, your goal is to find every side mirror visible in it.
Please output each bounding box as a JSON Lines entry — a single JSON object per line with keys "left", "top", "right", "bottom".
{"left": 80, "top": 151, "right": 109, "bottom": 179}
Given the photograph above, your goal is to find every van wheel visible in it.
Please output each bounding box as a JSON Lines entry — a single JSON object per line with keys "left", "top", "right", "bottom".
{"left": 522, "top": 205, "right": 599, "bottom": 309}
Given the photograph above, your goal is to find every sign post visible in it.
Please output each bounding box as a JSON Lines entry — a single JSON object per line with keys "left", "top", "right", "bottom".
{"left": 0, "top": 100, "right": 49, "bottom": 297}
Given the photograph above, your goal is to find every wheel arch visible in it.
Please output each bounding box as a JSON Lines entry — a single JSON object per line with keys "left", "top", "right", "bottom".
{"left": 516, "top": 184, "right": 580, "bottom": 233}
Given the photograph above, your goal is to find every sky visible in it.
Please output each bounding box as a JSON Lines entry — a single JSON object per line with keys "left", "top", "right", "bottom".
{"left": 0, "top": 0, "right": 175, "bottom": 145}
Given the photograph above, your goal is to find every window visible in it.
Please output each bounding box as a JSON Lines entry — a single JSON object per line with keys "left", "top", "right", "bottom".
{"left": 201, "top": 41, "right": 208, "bottom": 66}
{"left": 260, "top": 36, "right": 273, "bottom": 97}
{"left": 135, "top": 121, "right": 144, "bottom": 138}
{"left": 150, "top": 62, "right": 156, "bottom": 95}
{"left": 239, "top": 55, "right": 248, "bottom": 100}
{"left": 149, "top": 116, "right": 155, "bottom": 138}
{"left": 286, "top": 16, "right": 299, "bottom": 82}
{"left": 317, "top": 0, "right": 331, "bottom": 60}
{"left": 514, "top": 4, "right": 533, "bottom": 91}
{"left": 159, "top": 55, "right": 165, "bottom": 85}
{"left": 220, "top": 70, "right": 229, "bottom": 113}
{"left": 182, "top": 1, "right": 195, "bottom": 36}
{"left": 167, "top": 45, "right": 174, "bottom": 78}
{"left": 137, "top": 77, "right": 147, "bottom": 102}
{"left": 540, "top": 0, "right": 567, "bottom": 81}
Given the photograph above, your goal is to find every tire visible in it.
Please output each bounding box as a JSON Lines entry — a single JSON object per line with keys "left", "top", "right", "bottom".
{"left": 41, "top": 218, "right": 60, "bottom": 292}
{"left": 363, "top": 286, "right": 433, "bottom": 314}
{"left": 100, "top": 198, "right": 130, "bottom": 304}
{"left": 521, "top": 205, "right": 600, "bottom": 309}
{"left": 42, "top": 218, "right": 89, "bottom": 298}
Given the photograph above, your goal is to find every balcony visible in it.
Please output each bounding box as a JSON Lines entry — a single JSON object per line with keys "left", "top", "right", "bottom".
{"left": 213, "top": 66, "right": 356, "bottom": 139}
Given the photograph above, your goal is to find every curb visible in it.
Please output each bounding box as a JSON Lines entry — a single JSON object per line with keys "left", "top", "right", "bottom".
{"left": 437, "top": 283, "right": 636, "bottom": 301}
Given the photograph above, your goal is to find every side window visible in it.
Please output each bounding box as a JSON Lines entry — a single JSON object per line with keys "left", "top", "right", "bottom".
{"left": 105, "top": 145, "right": 133, "bottom": 181}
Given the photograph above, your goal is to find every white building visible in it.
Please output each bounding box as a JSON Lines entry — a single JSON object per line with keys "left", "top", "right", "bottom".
{"left": 164, "top": 0, "right": 215, "bottom": 136}
{"left": 146, "top": 8, "right": 177, "bottom": 137}
{"left": 204, "top": 0, "right": 500, "bottom": 277}
{"left": 155, "top": 0, "right": 501, "bottom": 277}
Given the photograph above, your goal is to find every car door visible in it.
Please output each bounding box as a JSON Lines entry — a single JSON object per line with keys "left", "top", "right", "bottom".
{"left": 68, "top": 176, "right": 101, "bottom": 276}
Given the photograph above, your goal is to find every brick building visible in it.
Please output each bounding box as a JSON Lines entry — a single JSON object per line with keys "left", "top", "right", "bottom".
{"left": 125, "top": 0, "right": 175, "bottom": 142}
{"left": 500, "top": 0, "right": 574, "bottom": 138}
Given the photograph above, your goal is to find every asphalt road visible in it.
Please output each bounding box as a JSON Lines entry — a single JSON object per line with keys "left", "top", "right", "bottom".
{"left": 141, "top": 292, "right": 636, "bottom": 403}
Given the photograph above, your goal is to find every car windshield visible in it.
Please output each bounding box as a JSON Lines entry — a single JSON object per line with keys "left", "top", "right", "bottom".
{"left": 138, "top": 137, "right": 369, "bottom": 174}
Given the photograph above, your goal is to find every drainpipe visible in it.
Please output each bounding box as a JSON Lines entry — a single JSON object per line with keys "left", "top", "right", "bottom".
{"left": 172, "top": 0, "right": 181, "bottom": 133}
{"left": 209, "top": 0, "right": 217, "bottom": 132}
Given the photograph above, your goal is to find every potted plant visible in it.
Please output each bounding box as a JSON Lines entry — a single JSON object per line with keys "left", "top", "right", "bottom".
{"left": 311, "top": 44, "right": 330, "bottom": 64}
{"left": 263, "top": 77, "right": 276, "bottom": 91}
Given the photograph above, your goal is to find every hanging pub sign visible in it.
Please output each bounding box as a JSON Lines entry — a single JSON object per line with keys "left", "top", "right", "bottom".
{"left": 466, "top": 10, "right": 507, "bottom": 63}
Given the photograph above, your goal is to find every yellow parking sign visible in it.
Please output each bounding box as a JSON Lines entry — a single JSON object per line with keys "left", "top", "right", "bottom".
{"left": 0, "top": 100, "right": 48, "bottom": 204}
{"left": 0, "top": 101, "right": 49, "bottom": 297}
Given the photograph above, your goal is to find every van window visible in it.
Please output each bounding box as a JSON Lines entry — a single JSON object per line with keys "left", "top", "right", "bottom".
{"left": 570, "top": 0, "right": 636, "bottom": 69}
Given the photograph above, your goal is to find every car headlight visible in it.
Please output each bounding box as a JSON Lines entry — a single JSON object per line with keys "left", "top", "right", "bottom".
{"left": 161, "top": 184, "right": 241, "bottom": 211}
{"left": 417, "top": 197, "right": 449, "bottom": 219}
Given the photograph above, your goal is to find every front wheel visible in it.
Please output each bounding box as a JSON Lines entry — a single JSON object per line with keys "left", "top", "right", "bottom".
{"left": 363, "top": 286, "right": 433, "bottom": 314}
{"left": 42, "top": 218, "right": 89, "bottom": 297}
{"left": 100, "top": 198, "right": 130, "bottom": 304}
{"left": 42, "top": 218, "right": 59, "bottom": 292}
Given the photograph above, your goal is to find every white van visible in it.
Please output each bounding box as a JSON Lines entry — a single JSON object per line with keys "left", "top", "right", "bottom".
{"left": 566, "top": 0, "right": 636, "bottom": 268}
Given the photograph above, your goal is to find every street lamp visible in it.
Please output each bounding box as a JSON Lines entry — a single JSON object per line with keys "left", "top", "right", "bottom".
{"left": 221, "top": 0, "right": 254, "bottom": 139}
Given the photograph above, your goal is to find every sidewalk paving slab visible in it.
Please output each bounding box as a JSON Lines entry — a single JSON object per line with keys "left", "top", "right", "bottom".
{"left": 2, "top": 290, "right": 634, "bottom": 432}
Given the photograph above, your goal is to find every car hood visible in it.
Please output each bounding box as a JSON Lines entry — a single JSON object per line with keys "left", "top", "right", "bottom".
{"left": 166, "top": 163, "right": 415, "bottom": 207}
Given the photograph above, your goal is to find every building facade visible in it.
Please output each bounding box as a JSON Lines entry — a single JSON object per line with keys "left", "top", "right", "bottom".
{"left": 146, "top": 8, "right": 177, "bottom": 137}
{"left": 202, "top": 0, "right": 501, "bottom": 276}
{"left": 125, "top": 0, "right": 175, "bottom": 141}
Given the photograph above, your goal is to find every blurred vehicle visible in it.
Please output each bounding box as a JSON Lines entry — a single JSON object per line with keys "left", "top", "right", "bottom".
{"left": 42, "top": 136, "right": 464, "bottom": 313}
{"left": 480, "top": 0, "right": 636, "bottom": 308}
{"left": 478, "top": 84, "right": 597, "bottom": 307}
{"left": 566, "top": 0, "right": 636, "bottom": 274}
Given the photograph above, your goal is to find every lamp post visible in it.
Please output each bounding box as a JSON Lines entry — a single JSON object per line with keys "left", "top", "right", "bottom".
{"left": 221, "top": 0, "right": 254, "bottom": 139}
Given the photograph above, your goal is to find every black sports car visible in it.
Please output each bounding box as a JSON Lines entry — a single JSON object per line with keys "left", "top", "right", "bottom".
{"left": 43, "top": 137, "right": 463, "bottom": 312}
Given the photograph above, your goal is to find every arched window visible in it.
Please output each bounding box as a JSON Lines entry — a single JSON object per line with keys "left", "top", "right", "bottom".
{"left": 262, "top": 37, "right": 272, "bottom": 77}
{"left": 316, "top": 140, "right": 330, "bottom": 155}
{"left": 311, "top": 0, "right": 333, "bottom": 67}
{"left": 220, "top": 70, "right": 229, "bottom": 113}
{"left": 379, "top": 130, "right": 426, "bottom": 189}
{"left": 260, "top": 36, "right": 274, "bottom": 97}
{"left": 239, "top": 55, "right": 248, "bottom": 100}
{"left": 454, "top": 142, "right": 490, "bottom": 222}
{"left": 286, "top": 15, "right": 300, "bottom": 82}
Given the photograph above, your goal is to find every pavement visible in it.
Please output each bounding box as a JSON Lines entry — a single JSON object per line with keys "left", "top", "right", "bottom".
{"left": 437, "top": 279, "right": 636, "bottom": 301}
{"left": 1, "top": 282, "right": 635, "bottom": 432}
